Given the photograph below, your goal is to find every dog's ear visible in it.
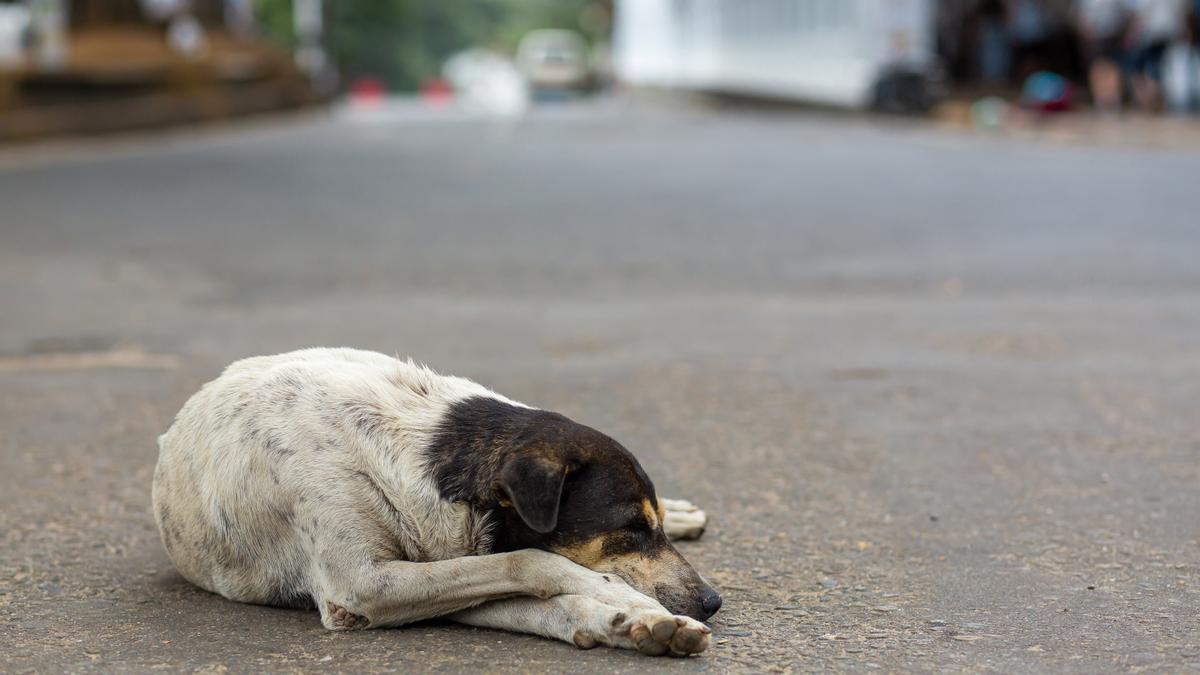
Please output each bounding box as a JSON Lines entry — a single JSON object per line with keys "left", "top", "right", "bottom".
{"left": 496, "top": 454, "right": 566, "bottom": 533}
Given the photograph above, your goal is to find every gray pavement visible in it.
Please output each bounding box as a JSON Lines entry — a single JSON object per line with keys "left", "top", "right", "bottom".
{"left": 1, "top": 101, "right": 1199, "bottom": 673}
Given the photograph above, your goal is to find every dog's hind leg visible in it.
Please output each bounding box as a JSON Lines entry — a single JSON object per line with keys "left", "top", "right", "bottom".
{"left": 661, "top": 498, "right": 707, "bottom": 541}
{"left": 451, "top": 592, "right": 711, "bottom": 656}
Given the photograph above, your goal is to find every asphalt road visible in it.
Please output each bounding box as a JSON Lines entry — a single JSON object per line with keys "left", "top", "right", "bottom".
{"left": 2, "top": 101, "right": 1198, "bottom": 673}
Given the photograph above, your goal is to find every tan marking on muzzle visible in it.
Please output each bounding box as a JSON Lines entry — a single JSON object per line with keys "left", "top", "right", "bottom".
{"left": 573, "top": 544, "right": 691, "bottom": 596}
{"left": 555, "top": 535, "right": 607, "bottom": 569}
{"left": 555, "top": 534, "right": 675, "bottom": 584}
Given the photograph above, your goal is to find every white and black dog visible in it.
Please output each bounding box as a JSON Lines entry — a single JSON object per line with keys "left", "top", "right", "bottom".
{"left": 153, "top": 348, "right": 720, "bottom": 656}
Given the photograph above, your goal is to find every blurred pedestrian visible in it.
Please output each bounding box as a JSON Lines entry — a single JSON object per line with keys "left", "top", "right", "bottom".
{"left": 1007, "top": 0, "right": 1056, "bottom": 82}
{"left": 1075, "top": 0, "right": 1130, "bottom": 111}
{"left": 1188, "top": 0, "right": 1200, "bottom": 110}
{"left": 1123, "top": 0, "right": 1188, "bottom": 111}
{"left": 978, "top": 0, "right": 1013, "bottom": 82}
{"left": 1192, "top": 0, "right": 1200, "bottom": 57}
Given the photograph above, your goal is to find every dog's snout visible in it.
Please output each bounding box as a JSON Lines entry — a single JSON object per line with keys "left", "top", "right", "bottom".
{"left": 697, "top": 587, "right": 722, "bottom": 620}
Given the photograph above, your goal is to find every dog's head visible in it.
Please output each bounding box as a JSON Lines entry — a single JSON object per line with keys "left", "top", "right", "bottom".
{"left": 432, "top": 397, "right": 722, "bottom": 621}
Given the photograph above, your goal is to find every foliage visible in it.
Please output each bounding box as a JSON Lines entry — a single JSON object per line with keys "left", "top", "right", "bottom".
{"left": 253, "top": 0, "right": 604, "bottom": 91}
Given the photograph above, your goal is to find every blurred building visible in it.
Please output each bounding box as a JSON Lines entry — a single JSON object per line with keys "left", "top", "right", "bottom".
{"left": 614, "top": 0, "right": 939, "bottom": 111}
{"left": 0, "top": 0, "right": 318, "bottom": 141}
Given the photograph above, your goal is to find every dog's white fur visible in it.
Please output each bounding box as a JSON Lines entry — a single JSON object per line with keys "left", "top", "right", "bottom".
{"left": 153, "top": 348, "right": 710, "bottom": 654}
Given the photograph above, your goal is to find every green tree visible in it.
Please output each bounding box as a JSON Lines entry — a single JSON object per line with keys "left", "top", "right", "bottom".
{"left": 254, "top": 0, "right": 601, "bottom": 91}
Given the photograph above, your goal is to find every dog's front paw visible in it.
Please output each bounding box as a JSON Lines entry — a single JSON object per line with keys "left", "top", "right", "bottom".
{"left": 621, "top": 610, "right": 711, "bottom": 656}
{"left": 661, "top": 498, "right": 707, "bottom": 541}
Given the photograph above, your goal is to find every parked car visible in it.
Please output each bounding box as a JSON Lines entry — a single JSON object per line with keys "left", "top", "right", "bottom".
{"left": 516, "top": 29, "right": 591, "bottom": 92}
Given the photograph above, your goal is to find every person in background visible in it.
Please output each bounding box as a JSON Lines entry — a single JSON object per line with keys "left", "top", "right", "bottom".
{"left": 1123, "top": 0, "right": 1188, "bottom": 110}
{"left": 1007, "top": 0, "right": 1056, "bottom": 82}
{"left": 1075, "top": 0, "right": 1130, "bottom": 111}
{"left": 978, "top": 0, "right": 1014, "bottom": 82}
{"left": 1192, "top": 1, "right": 1200, "bottom": 67}
{"left": 1188, "top": 0, "right": 1200, "bottom": 111}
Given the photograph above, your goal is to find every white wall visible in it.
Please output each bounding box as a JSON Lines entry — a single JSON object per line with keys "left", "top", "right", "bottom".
{"left": 614, "top": 0, "right": 935, "bottom": 108}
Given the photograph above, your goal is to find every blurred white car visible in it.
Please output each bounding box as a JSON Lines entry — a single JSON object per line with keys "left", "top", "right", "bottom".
{"left": 443, "top": 48, "right": 529, "bottom": 116}
{"left": 516, "top": 29, "right": 590, "bottom": 91}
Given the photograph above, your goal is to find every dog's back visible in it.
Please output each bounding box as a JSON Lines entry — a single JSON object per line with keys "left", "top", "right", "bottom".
{"left": 152, "top": 348, "right": 508, "bottom": 606}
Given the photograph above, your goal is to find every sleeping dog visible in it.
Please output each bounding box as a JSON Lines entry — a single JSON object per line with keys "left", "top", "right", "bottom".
{"left": 153, "top": 348, "right": 720, "bottom": 656}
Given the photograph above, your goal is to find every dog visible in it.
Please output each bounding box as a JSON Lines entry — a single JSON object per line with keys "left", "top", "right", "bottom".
{"left": 153, "top": 348, "right": 720, "bottom": 656}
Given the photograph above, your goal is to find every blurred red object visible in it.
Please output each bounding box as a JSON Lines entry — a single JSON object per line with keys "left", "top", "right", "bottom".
{"left": 349, "top": 76, "right": 387, "bottom": 104}
{"left": 420, "top": 78, "right": 454, "bottom": 107}
{"left": 1020, "top": 72, "right": 1074, "bottom": 113}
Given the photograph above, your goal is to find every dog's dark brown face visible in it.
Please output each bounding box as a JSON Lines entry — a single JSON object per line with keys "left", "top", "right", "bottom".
{"left": 429, "top": 397, "right": 722, "bottom": 621}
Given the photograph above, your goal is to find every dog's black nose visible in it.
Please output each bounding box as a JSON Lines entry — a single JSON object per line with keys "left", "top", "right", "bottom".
{"left": 699, "top": 589, "right": 723, "bottom": 619}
